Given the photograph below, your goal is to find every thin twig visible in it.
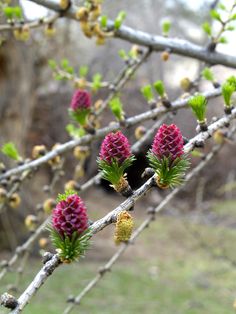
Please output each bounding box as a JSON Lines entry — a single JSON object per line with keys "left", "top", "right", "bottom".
{"left": 0, "top": 87, "right": 222, "bottom": 181}
{"left": 0, "top": 114, "right": 167, "bottom": 282}
{"left": 22, "top": 0, "right": 236, "bottom": 68}
{"left": 63, "top": 134, "right": 230, "bottom": 314}
{"left": 3, "top": 118, "right": 235, "bottom": 313}
{"left": 0, "top": 13, "right": 59, "bottom": 31}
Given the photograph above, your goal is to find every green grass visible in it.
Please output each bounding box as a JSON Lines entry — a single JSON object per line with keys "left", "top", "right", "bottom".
{"left": 1, "top": 200, "right": 236, "bottom": 314}
{"left": 211, "top": 199, "right": 236, "bottom": 218}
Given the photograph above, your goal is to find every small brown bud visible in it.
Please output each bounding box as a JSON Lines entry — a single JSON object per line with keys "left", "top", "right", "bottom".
{"left": 80, "top": 21, "right": 93, "bottom": 38}
{"left": 74, "top": 78, "right": 87, "bottom": 89}
{"left": 94, "top": 99, "right": 103, "bottom": 111}
{"left": 130, "top": 45, "right": 143, "bottom": 58}
{"left": 73, "top": 146, "right": 90, "bottom": 160}
{"left": 134, "top": 125, "right": 147, "bottom": 140}
{"left": 74, "top": 164, "right": 85, "bottom": 179}
{"left": 43, "top": 198, "right": 56, "bottom": 214}
{"left": 24, "top": 215, "right": 38, "bottom": 232}
{"left": 13, "top": 25, "right": 30, "bottom": 42}
{"left": 76, "top": 7, "right": 89, "bottom": 21}
{"left": 32, "top": 145, "right": 47, "bottom": 159}
{"left": 89, "top": 4, "right": 101, "bottom": 21}
{"left": 9, "top": 193, "right": 21, "bottom": 209}
{"left": 64, "top": 180, "right": 80, "bottom": 191}
{"left": 0, "top": 163, "right": 6, "bottom": 173}
{"left": 0, "top": 188, "right": 7, "bottom": 203}
{"left": 38, "top": 237, "right": 49, "bottom": 249}
{"left": 161, "top": 51, "right": 170, "bottom": 61}
{"left": 48, "top": 144, "right": 61, "bottom": 166}
{"left": 96, "top": 35, "right": 105, "bottom": 45}
{"left": 44, "top": 24, "right": 56, "bottom": 37}
{"left": 93, "top": 23, "right": 104, "bottom": 36}
{"left": 88, "top": 114, "right": 101, "bottom": 129}
{"left": 21, "top": 24, "right": 30, "bottom": 41}
{"left": 180, "top": 77, "right": 192, "bottom": 92}
{"left": 59, "top": 0, "right": 70, "bottom": 10}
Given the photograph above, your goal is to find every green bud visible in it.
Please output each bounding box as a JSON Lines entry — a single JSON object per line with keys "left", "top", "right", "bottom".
{"left": 66, "top": 124, "right": 86, "bottom": 138}
{"left": 162, "top": 20, "right": 171, "bottom": 36}
{"left": 13, "top": 6, "right": 22, "bottom": 19}
{"left": 118, "top": 49, "right": 128, "bottom": 60}
{"left": 219, "top": 36, "right": 227, "bottom": 44}
{"left": 141, "top": 85, "right": 154, "bottom": 102}
{"left": 3, "top": 7, "right": 14, "bottom": 19}
{"left": 201, "top": 67, "right": 214, "bottom": 82}
{"left": 79, "top": 66, "right": 88, "bottom": 78}
{"left": 1, "top": 142, "right": 21, "bottom": 161}
{"left": 48, "top": 59, "right": 57, "bottom": 70}
{"left": 153, "top": 80, "right": 165, "bottom": 98}
{"left": 202, "top": 22, "right": 212, "bottom": 36}
{"left": 210, "top": 9, "right": 221, "bottom": 22}
{"left": 100, "top": 15, "right": 108, "bottom": 28}
{"left": 222, "top": 82, "right": 235, "bottom": 107}
{"left": 188, "top": 94, "right": 208, "bottom": 123}
{"left": 109, "top": 97, "right": 124, "bottom": 121}
{"left": 226, "top": 76, "right": 236, "bottom": 90}
{"left": 92, "top": 73, "right": 102, "bottom": 91}
{"left": 114, "top": 11, "right": 126, "bottom": 30}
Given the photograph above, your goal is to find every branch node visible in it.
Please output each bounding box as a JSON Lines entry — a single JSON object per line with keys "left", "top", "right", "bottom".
{"left": 162, "top": 98, "right": 172, "bottom": 108}
{"left": 141, "top": 167, "right": 155, "bottom": 179}
{"left": 194, "top": 140, "right": 205, "bottom": 148}
{"left": 67, "top": 295, "right": 75, "bottom": 303}
{"left": 119, "top": 119, "right": 128, "bottom": 128}
{"left": 42, "top": 252, "right": 54, "bottom": 264}
{"left": 0, "top": 292, "right": 18, "bottom": 309}
{"left": 99, "top": 266, "right": 110, "bottom": 275}
{"left": 207, "top": 41, "right": 216, "bottom": 52}
{"left": 147, "top": 206, "right": 156, "bottom": 220}
{"left": 0, "top": 260, "right": 8, "bottom": 268}
{"left": 120, "top": 184, "right": 133, "bottom": 197}
{"left": 224, "top": 121, "right": 230, "bottom": 128}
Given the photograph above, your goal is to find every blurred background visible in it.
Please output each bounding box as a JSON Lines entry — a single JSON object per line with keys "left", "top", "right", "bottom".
{"left": 1, "top": 0, "right": 236, "bottom": 313}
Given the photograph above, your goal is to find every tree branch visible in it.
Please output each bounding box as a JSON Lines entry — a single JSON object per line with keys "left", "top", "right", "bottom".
{"left": 26, "top": 0, "right": 236, "bottom": 68}
{"left": 0, "top": 116, "right": 167, "bottom": 282}
{"left": 3, "top": 114, "right": 236, "bottom": 313}
{"left": 63, "top": 135, "right": 228, "bottom": 314}
{"left": 0, "top": 87, "right": 222, "bottom": 181}
{"left": 9, "top": 254, "right": 61, "bottom": 314}
{"left": 0, "top": 13, "right": 59, "bottom": 31}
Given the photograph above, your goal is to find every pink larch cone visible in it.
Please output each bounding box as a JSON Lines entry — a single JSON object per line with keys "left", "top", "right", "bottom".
{"left": 52, "top": 194, "right": 88, "bottom": 238}
{"left": 152, "top": 124, "right": 184, "bottom": 161}
{"left": 99, "top": 131, "right": 132, "bottom": 165}
{"left": 70, "top": 90, "right": 91, "bottom": 111}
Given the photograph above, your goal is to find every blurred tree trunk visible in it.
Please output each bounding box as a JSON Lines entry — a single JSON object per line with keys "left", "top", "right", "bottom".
{"left": 0, "top": 39, "right": 37, "bottom": 153}
{"left": 0, "top": 0, "right": 37, "bottom": 156}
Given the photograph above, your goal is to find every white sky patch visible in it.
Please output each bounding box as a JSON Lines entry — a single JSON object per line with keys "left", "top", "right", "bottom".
{"left": 21, "top": 0, "right": 48, "bottom": 20}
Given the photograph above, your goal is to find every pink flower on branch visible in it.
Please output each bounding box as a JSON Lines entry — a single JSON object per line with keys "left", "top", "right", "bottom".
{"left": 70, "top": 89, "right": 91, "bottom": 111}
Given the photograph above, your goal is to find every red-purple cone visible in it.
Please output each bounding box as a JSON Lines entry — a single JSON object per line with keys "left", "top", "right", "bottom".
{"left": 52, "top": 194, "right": 88, "bottom": 238}
{"left": 152, "top": 124, "right": 184, "bottom": 161}
{"left": 99, "top": 131, "right": 132, "bottom": 165}
{"left": 70, "top": 90, "right": 91, "bottom": 111}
